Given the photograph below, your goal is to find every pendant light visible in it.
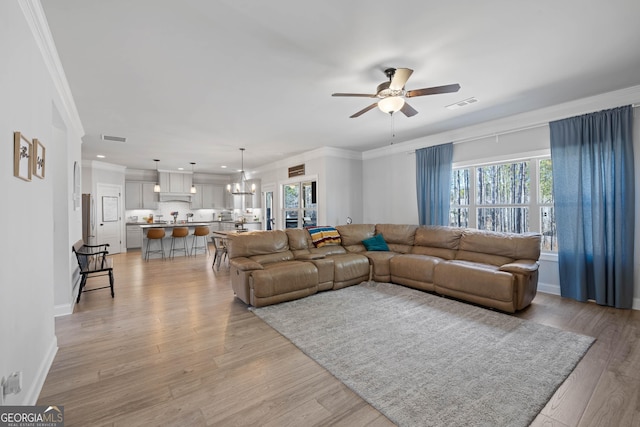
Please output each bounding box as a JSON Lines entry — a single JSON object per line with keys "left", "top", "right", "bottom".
{"left": 227, "top": 148, "right": 256, "bottom": 195}
{"left": 153, "top": 159, "right": 161, "bottom": 192}
{"left": 190, "top": 162, "right": 197, "bottom": 194}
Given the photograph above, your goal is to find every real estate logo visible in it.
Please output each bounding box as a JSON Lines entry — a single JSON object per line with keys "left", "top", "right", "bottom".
{"left": 0, "top": 405, "right": 64, "bottom": 427}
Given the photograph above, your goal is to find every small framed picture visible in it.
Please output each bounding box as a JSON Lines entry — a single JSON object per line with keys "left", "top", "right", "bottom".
{"left": 33, "top": 138, "right": 46, "bottom": 179}
{"left": 14, "top": 131, "right": 32, "bottom": 182}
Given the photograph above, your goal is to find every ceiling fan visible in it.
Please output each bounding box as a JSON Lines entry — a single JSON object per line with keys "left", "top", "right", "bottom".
{"left": 332, "top": 68, "right": 460, "bottom": 118}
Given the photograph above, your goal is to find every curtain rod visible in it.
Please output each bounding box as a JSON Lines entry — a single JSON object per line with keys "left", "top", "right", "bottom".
{"left": 452, "top": 123, "right": 547, "bottom": 146}
{"left": 451, "top": 103, "right": 640, "bottom": 146}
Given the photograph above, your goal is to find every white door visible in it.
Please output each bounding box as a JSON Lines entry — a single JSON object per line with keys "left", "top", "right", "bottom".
{"left": 97, "top": 183, "right": 123, "bottom": 254}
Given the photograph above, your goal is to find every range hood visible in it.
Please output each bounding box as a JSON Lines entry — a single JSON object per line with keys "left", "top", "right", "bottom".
{"left": 157, "top": 171, "right": 193, "bottom": 203}
{"left": 159, "top": 193, "right": 192, "bottom": 203}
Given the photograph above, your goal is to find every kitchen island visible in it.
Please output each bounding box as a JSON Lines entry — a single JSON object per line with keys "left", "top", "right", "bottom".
{"left": 139, "top": 221, "right": 261, "bottom": 259}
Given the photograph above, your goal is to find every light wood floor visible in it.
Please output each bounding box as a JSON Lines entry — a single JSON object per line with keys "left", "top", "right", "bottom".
{"left": 38, "top": 250, "right": 640, "bottom": 426}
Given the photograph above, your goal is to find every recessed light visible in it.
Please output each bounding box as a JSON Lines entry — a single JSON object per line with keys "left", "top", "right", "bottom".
{"left": 178, "top": 167, "right": 184, "bottom": 171}
{"left": 96, "top": 154, "right": 105, "bottom": 158}
{"left": 221, "top": 165, "right": 227, "bottom": 169}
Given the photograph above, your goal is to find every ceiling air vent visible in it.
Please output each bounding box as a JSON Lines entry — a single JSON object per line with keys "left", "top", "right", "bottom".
{"left": 101, "top": 134, "right": 127, "bottom": 143}
{"left": 446, "top": 97, "right": 478, "bottom": 110}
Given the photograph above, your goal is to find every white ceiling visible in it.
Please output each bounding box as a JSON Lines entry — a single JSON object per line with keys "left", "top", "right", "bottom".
{"left": 41, "top": 0, "right": 640, "bottom": 174}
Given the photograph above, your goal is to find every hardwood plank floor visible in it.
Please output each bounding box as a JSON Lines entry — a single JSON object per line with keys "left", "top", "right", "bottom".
{"left": 38, "top": 250, "right": 640, "bottom": 426}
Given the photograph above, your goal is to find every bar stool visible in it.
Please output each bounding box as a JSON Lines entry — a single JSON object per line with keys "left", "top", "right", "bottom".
{"left": 170, "top": 227, "right": 190, "bottom": 259}
{"left": 191, "top": 226, "right": 210, "bottom": 256}
{"left": 145, "top": 228, "right": 166, "bottom": 261}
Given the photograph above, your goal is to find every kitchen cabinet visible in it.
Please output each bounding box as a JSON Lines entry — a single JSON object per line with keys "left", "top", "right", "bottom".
{"left": 125, "top": 181, "right": 158, "bottom": 209}
{"left": 191, "top": 184, "right": 204, "bottom": 209}
{"left": 126, "top": 225, "right": 143, "bottom": 248}
{"left": 206, "top": 185, "right": 225, "bottom": 208}
{"left": 191, "top": 184, "right": 226, "bottom": 209}
{"left": 159, "top": 172, "right": 193, "bottom": 194}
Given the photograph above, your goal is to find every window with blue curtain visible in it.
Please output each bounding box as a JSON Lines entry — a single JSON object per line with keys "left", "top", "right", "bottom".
{"left": 416, "top": 143, "right": 453, "bottom": 226}
{"left": 549, "top": 105, "right": 634, "bottom": 309}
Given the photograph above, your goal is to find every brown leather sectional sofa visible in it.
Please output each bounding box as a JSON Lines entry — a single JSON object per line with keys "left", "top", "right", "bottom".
{"left": 228, "top": 224, "right": 541, "bottom": 313}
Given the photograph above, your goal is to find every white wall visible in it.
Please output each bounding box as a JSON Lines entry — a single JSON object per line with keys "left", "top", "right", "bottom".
{"left": 252, "top": 147, "right": 364, "bottom": 227}
{"left": 363, "top": 87, "right": 640, "bottom": 309}
{"left": 0, "top": 0, "right": 84, "bottom": 404}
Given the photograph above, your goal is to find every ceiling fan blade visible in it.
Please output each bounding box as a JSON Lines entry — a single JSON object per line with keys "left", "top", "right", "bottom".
{"left": 405, "top": 83, "right": 461, "bottom": 98}
{"left": 332, "top": 92, "right": 377, "bottom": 98}
{"left": 350, "top": 103, "right": 378, "bottom": 118}
{"left": 400, "top": 102, "right": 418, "bottom": 117}
{"left": 389, "top": 68, "right": 413, "bottom": 90}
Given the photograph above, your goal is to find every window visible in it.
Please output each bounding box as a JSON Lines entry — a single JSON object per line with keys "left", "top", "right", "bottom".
{"left": 282, "top": 180, "right": 317, "bottom": 228}
{"left": 450, "top": 157, "right": 556, "bottom": 251}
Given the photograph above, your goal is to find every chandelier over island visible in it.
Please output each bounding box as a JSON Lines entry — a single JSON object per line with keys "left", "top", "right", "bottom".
{"left": 227, "top": 148, "right": 256, "bottom": 196}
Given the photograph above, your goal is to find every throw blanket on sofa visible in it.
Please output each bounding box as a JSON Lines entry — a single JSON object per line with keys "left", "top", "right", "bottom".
{"left": 306, "top": 226, "right": 341, "bottom": 247}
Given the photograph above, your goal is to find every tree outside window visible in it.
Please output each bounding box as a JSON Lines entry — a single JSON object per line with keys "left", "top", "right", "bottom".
{"left": 449, "top": 157, "right": 556, "bottom": 252}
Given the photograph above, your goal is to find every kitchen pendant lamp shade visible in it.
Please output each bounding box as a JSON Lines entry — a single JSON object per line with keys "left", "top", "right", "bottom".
{"left": 378, "top": 96, "right": 405, "bottom": 114}
{"left": 153, "top": 159, "right": 161, "bottom": 192}
{"left": 190, "top": 162, "right": 197, "bottom": 193}
{"left": 228, "top": 148, "right": 256, "bottom": 196}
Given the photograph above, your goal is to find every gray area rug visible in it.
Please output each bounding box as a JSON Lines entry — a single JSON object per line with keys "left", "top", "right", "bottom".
{"left": 251, "top": 281, "right": 594, "bottom": 427}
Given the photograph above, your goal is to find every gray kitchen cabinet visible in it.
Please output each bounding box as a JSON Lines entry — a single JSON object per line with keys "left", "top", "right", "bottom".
{"left": 159, "top": 171, "right": 193, "bottom": 193}
{"left": 204, "top": 185, "right": 225, "bottom": 208}
{"left": 126, "top": 225, "right": 143, "bottom": 248}
{"left": 125, "top": 181, "right": 158, "bottom": 209}
{"left": 191, "top": 184, "right": 225, "bottom": 209}
{"left": 191, "top": 184, "right": 204, "bottom": 209}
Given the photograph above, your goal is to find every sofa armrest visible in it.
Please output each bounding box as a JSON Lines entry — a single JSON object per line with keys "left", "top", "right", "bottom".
{"left": 499, "top": 259, "right": 539, "bottom": 274}
{"left": 295, "top": 253, "right": 326, "bottom": 260}
{"left": 230, "top": 257, "right": 264, "bottom": 271}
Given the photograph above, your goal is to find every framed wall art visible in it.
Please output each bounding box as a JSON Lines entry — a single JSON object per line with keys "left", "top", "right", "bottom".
{"left": 14, "top": 131, "right": 32, "bottom": 182}
{"left": 33, "top": 138, "right": 46, "bottom": 179}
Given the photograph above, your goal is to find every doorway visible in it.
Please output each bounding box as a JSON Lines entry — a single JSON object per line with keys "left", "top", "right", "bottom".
{"left": 96, "top": 183, "right": 123, "bottom": 253}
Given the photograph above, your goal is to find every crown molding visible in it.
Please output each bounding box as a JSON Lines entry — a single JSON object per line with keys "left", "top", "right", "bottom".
{"left": 85, "top": 160, "right": 126, "bottom": 173}
{"left": 19, "top": 0, "right": 84, "bottom": 137}
{"left": 254, "top": 146, "right": 362, "bottom": 175}
{"left": 364, "top": 85, "right": 640, "bottom": 160}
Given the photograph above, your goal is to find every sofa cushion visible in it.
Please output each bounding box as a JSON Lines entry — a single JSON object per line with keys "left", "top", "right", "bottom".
{"left": 434, "top": 260, "right": 515, "bottom": 302}
{"left": 306, "top": 226, "right": 342, "bottom": 248}
{"left": 250, "top": 251, "right": 295, "bottom": 266}
{"left": 375, "top": 224, "right": 417, "bottom": 253}
{"left": 364, "top": 251, "right": 397, "bottom": 282}
{"left": 362, "top": 234, "right": 390, "bottom": 251}
{"left": 458, "top": 229, "right": 541, "bottom": 261}
{"left": 228, "top": 230, "right": 289, "bottom": 258}
{"left": 250, "top": 261, "right": 318, "bottom": 299}
{"left": 336, "top": 224, "right": 376, "bottom": 248}
{"left": 286, "top": 228, "right": 312, "bottom": 251}
{"left": 390, "top": 254, "right": 441, "bottom": 285}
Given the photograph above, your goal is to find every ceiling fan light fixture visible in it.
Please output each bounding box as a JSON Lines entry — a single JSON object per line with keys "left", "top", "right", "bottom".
{"left": 378, "top": 96, "right": 405, "bottom": 114}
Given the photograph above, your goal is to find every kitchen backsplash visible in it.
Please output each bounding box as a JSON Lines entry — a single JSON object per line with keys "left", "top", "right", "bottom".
{"left": 126, "top": 201, "right": 261, "bottom": 223}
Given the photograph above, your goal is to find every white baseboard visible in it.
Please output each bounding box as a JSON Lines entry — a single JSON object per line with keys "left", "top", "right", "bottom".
{"left": 54, "top": 303, "right": 73, "bottom": 317}
{"left": 538, "top": 282, "right": 640, "bottom": 311}
{"left": 537, "top": 282, "right": 560, "bottom": 296}
{"left": 22, "top": 336, "right": 58, "bottom": 405}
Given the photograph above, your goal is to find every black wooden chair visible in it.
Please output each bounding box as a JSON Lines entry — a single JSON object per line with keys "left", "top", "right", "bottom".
{"left": 72, "top": 240, "right": 115, "bottom": 303}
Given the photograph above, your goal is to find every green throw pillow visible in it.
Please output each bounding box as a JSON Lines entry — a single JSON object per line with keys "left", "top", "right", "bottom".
{"left": 362, "top": 233, "right": 389, "bottom": 251}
